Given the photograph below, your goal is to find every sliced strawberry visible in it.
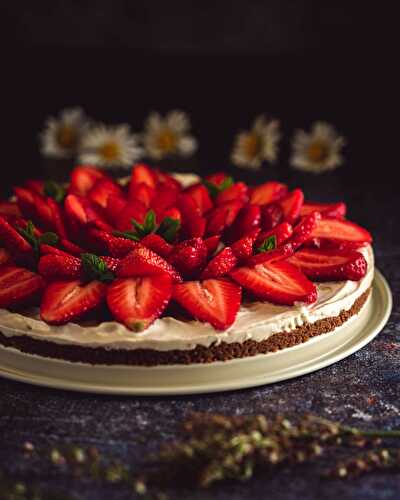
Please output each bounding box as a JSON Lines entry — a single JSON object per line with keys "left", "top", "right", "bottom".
{"left": 310, "top": 218, "right": 372, "bottom": 244}
{"left": 300, "top": 201, "right": 346, "bottom": 219}
{"left": 289, "top": 211, "right": 321, "bottom": 249}
{"left": 288, "top": 248, "right": 368, "bottom": 281}
{"left": 65, "top": 194, "right": 113, "bottom": 234}
{"left": 141, "top": 233, "right": 173, "bottom": 258}
{"left": 279, "top": 189, "right": 304, "bottom": 224}
{"left": 231, "top": 228, "right": 261, "bottom": 260}
{"left": 151, "top": 184, "right": 179, "bottom": 219}
{"left": 215, "top": 182, "right": 249, "bottom": 205}
{"left": 206, "top": 200, "right": 243, "bottom": 236}
{"left": 107, "top": 274, "right": 172, "bottom": 331}
{"left": 201, "top": 247, "right": 237, "bottom": 279}
{"left": 185, "top": 183, "right": 213, "bottom": 215}
{"left": 172, "top": 278, "right": 241, "bottom": 330}
{"left": 14, "top": 187, "right": 37, "bottom": 220}
{"left": 250, "top": 181, "right": 288, "bottom": 205}
{"left": 38, "top": 254, "right": 82, "bottom": 281}
{"left": 256, "top": 222, "right": 294, "bottom": 247}
{"left": 59, "top": 239, "right": 86, "bottom": 256}
{"left": 64, "top": 194, "right": 88, "bottom": 226}
{"left": 129, "top": 182, "right": 155, "bottom": 208}
{"left": 168, "top": 238, "right": 208, "bottom": 279}
{"left": 154, "top": 170, "right": 182, "bottom": 191}
{"left": 225, "top": 204, "right": 261, "bottom": 243}
{"left": 0, "top": 201, "right": 21, "bottom": 217}
{"left": 204, "top": 235, "right": 221, "bottom": 257}
{"left": 130, "top": 163, "right": 157, "bottom": 188}
{"left": 260, "top": 203, "right": 283, "bottom": 231}
{"left": 230, "top": 260, "right": 317, "bottom": 305}
{"left": 245, "top": 242, "right": 294, "bottom": 267}
{"left": 25, "top": 179, "right": 44, "bottom": 195}
{"left": 115, "top": 199, "right": 147, "bottom": 232}
{"left": 40, "top": 244, "right": 70, "bottom": 257}
{"left": 89, "top": 178, "right": 124, "bottom": 208}
{"left": 31, "top": 192, "right": 54, "bottom": 230}
{"left": 306, "top": 238, "right": 369, "bottom": 252}
{"left": 177, "top": 193, "right": 205, "bottom": 238}
{"left": 0, "top": 216, "right": 33, "bottom": 256}
{"left": 117, "top": 245, "right": 182, "bottom": 283}
{"left": 46, "top": 197, "right": 68, "bottom": 239}
{"left": 105, "top": 195, "right": 127, "bottom": 224}
{"left": 0, "top": 248, "right": 12, "bottom": 267}
{"left": 69, "top": 166, "right": 108, "bottom": 196}
{"left": 0, "top": 266, "right": 45, "bottom": 308}
{"left": 40, "top": 280, "right": 107, "bottom": 325}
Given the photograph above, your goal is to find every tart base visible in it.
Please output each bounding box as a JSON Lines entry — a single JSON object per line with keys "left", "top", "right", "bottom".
{"left": 0, "top": 288, "right": 371, "bottom": 366}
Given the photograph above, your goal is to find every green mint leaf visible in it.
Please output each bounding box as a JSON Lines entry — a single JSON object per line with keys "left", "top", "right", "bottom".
{"left": 219, "top": 176, "right": 234, "bottom": 192}
{"left": 144, "top": 209, "right": 157, "bottom": 234}
{"left": 17, "top": 220, "right": 39, "bottom": 253}
{"left": 157, "top": 217, "right": 181, "bottom": 243}
{"left": 256, "top": 235, "right": 277, "bottom": 254}
{"left": 81, "top": 253, "right": 115, "bottom": 283}
{"left": 203, "top": 176, "right": 234, "bottom": 198}
{"left": 39, "top": 232, "right": 59, "bottom": 246}
{"left": 44, "top": 180, "right": 66, "bottom": 203}
{"left": 113, "top": 230, "right": 140, "bottom": 242}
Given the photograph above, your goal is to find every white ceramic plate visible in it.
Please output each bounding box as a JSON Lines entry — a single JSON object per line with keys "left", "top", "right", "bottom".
{"left": 0, "top": 270, "right": 392, "bottom": 395}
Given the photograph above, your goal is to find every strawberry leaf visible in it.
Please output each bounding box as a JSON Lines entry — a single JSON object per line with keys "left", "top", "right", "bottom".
{"left": 81, "top": 253, "right": 115, "bottom": 282}
{"left": 157, "top": 217, "right": 181, "bottom": 243}
{"left": 113, "top": 230, "right": 140, "bottom": 242}
{"left": 44, "top": 180, "right": 66, "bottom": 203}
{"left": 130, "top": 209, "right": 157, "bottom": 238}
{"left": 17, "top": 220, "right": 59, "bottom": 257}
{"left": 203, "top": 177, "right": 234, "bottom": 198}
{"left": 39, "top": 232, "right": 59, "bottom": 246}
{"left": 256, "top": 235, "right": 277, "bottom": 253}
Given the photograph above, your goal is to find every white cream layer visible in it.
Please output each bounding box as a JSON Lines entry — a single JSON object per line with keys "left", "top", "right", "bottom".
{"left": 0, "top": 246, "right": 374, "bottom": 352}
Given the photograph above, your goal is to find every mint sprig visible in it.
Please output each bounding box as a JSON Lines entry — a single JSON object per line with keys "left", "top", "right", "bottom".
{"left": 18, "top": 220, "right": 59, "bottom": 256}
{"left": 203, "top": 176, "right": 234, "bottom": 198}
{"left": 81, "top": 253, "right": 115, "bottom": 282}
{"left": 156, "top": 216, "right": 181, "bottom": 243}
{"left": 256, "top": 235, "right": 277, "bottom": 254}
{"left": 44, "top": 180, "right": 66, "bottom": 203}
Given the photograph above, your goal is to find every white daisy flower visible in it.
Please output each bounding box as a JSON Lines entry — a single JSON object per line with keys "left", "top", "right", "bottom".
{"left": 39, "top": 107, "right": 90, "bottom": 159}
{"left": 78, "top": 124, "right": 143, "bottom": 168}
{"left": 143, "top": 110, "right": 197, "bottom": 160}
{"left": 290, "top": 121, "right": 346, "bottom": 174}
{"left": 231, "top": 115, "right": 281, "bottom": 170}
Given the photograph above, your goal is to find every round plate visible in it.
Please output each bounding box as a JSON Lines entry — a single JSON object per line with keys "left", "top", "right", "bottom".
{"left": 0, "top": 270, "right": 392, "bottom": 395}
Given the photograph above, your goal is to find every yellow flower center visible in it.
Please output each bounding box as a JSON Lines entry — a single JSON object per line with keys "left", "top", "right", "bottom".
{"left": 307, "top": 141, "right": 329, "bottom": 163}
{"left": 157, "top": 128, "right": 177, "bottom": 154}
{"left": 57, "top": 125, "right": 77, "bottom": 149}
{"left": 99, "top": 141, "right": 120, "bottom": 161}
{"left": 243, "top": 133, "right": 261, "bottom": 159}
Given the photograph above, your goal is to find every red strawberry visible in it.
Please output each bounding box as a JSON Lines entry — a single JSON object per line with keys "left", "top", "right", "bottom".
{"left": 177, "top": 193, "right": 205, "bottom": 238}
{"left": 151, "top": 184, "right": 179, "bottom": 219}
{"left": 206, "top": 200, "right": 243, "bottom": 236}
{"left": 115, "top": 199, "right": 147, "bottom": 232}
{"left": 128, "top": 182, "right": 155, "bottom": 207}
{"left": 289, "top": 211, "right": 321, "bottom": 249}
{"left": 250, "top": 181, "right": 288, "bottom": 205}
{"left": 279, "top": 189, "right": 304, "bottom": 224}
{"left": 162, "top": 207, "right": 181, "bottom": 222}
{"left": 288, "top": 248, "right": 368, "bottom": 281}
{"left": 300, "top": 201, "right": 346, "bottom": 219}
{"left": 256, "top": 222, "right": 294, "bottom": 247}
{"left": 105, "top": 195, "right": 127, "bottom": 224}
{"left": 0, "top": 216, "right": 33, "bottom": 256}
{"left": 245, "top": 242, "right": 294, "bottom": 267}
{"left": 38, "top": 254, "right": 82, "bottom": 280}
{"left": 40, "top": 244, "right": 70, "bottom": 257}
{"left": 24, "top": 179, "right": 44, "bottom": 195}
{"left": 0, "top": 201, "right": 21, "bottom": 217}
{"left": 230, "top": 260, "right": 317, "bottom": 305}
{"left": 204, "top": 235, "right": 221, "bottom": 257}
{"left": 0, "top": 266, "right": 45, "bottom": 308}
{"left": 86, "top": 229, "right": 138, "bottom": 257}
{"left": 117, "top": 245, "right": 182, "bottom": 283}
{"left": 306, "top": 238, "right": 369, "bottom": 252}
{"left": 69, "top": 166, "right": 108, "bottom": 196}
{"left": 204, "top": 172, "right": 229, "bottom": 187}
{"left": 172, "top": 278, "right": 241, "bottom": 330}
{"left": 185, "top": 184, "right": 213, "bottom": 215}
{"left": 231, "top": 228, "right": 261, "bottom": 260}
{"left": 31, "top": 192, "right": 54, "bottom": 230}
{"left": 201, "top": 247, "right": 237, "bottom": 279}
{"left": 168, "top": 238, "right": 208, "bottom": 278}
{"left": 130, "top": 163, "right": 157, "bottom": 188}
{"left": 59, "top": 239, "right": 86, "bottom": 256}
{"left": 260, "top": 203, "right": 283, "bottom": 231}
{"left": 40, "top": 280, "right": 107, "bottom": 325}
{"left": 64, "top": 194, "right": 113, "bottom": 233}
{"left": 155, "top": 170, "right": 182, "bottom": 191}
{"left": 14, "top": 187, "right": 37, "bottom": 220}
{"left": 310, "top": 218, "right": 372, "bottom": 244}
{"left": 0, "top": 248, "right": 12, "bottom": 267}
{"left": 141, "top": 233, "right": 173, "bottom": 258}
{"left": 47, "top": 197, "right": 68, "bottom": 239}
{"left": 107, "top": 274, "right": 172, "bottom": 331}
{"left": 215, "top": 182, "right": 249, "bottom": 205}
{"left": 89, "top": 178, "right": 124, "bottom": 208}
{"left": 225, "top": 204, "right": 261, "bottom": 243}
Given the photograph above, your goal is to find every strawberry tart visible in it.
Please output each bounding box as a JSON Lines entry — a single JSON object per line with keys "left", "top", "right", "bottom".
{"left": 0, "top": 165, "right": 373, "bottom": 365}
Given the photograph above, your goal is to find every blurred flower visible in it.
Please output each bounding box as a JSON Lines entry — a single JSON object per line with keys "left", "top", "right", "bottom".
{"left": 78, "top": 124, "right": 142, "bottom": 168}
{"left": 143, "top": 110, "right": 197, "bottom": 160}
{"left": 290, "top": 122, "right": 346, "bottom": 173}
{"left": 231, "top": 115, "right": 281, "bottom": 169}
{"left": 39, "top": 107, "right": 90, "bottom": 158}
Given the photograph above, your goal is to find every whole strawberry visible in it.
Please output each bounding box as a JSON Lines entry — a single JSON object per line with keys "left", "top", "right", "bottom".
{"left": 168, "top": 238, "right": 208, "bottom": 278}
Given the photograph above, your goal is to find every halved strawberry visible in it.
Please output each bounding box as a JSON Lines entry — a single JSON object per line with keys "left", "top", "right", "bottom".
{"left": 14, "top": 187, "right": 37, "bottom": 220}
{"left": 24, "top": 179, "right": 44, "bottom": 195}
{"left": 310, "top": 218, "right": 372, "bottom": 244}
{"left": 185, "top": 184, "right": 213, "bottom": 215}
{"left": 86, "top": 229, "right": 138, "bottom": 257}
{"left": 128, "top": 182, "right": 155, "bottom": 208}
{"left": 215, "top": 182, "right": 249, "bottom": 205}
{"left": 177, "top": 193, "right": 205, "bottom": 238}
{"left": 151, "top": 184, "right": 179, "bottom": 219}
{"left": 300, "top": 201, "right": 346, "bottom": 219}
{"left": 38, "top": 254, "right": 82, "bottom": 281}
{"left": 47, "top": 197, "right": 68, "bottom": 239}
{"left": 154, "top": 170, "right": 182, "bottom": 191}
{"left": 0, "top": 248, "right": 12, "bottom": 267}
{"left": 105, "top": 195, "right": 127, "bottom": 225}
{"left": 230, "top": 260, "right": 317, "bottom": 305}
{"left": 69, "top": 166, "right": 108, "bottom": 196}
{"left": 260, "top": 203, "right": 283, "bottom": 231}
{"left": 225, "top": 204, "right": 261, "bottom": 243}
{"left": 0, "top": 266, "right": 45, "bottom": 308}
{"left": 64, "top": 194, "right": 112, "bottom": 233}
{"left": 231, "top": 228, "right": 261, "bottom": 260}
{"left": 250, "top": 181, "right": 288, "bottom": 205}
{"left": 115, "top": 199, "right": 147, "bottom": 232}
{"left": 206, "top": 200, "right": 243, "bottom": 236}
{"left": 256, "top": 222, "right": 294, "bottom": 247}
{"left": 0, "top": 201, "right": 21, "bottom": 217}
{"left": 40, "top": 280, "right": 107, "bottom": 325}
{"left": 245, "top": 242, "right": 294, "bottom": 267}
{"left": 31, "top": 192, "right": 54, "bottom": 230}
{"left": 107, "top": 274, "right": 172, "bottom": 331}
{"left": 141, "top": 233, "right": 173, "bottom": 258}
{"left": 130, "top": 163, "right": 157, "bottom": 188}
{"left": 89, "top": 178, "right": 124, "bottom": 208}
{"left": 59, "top": 239, "right": 86, "bottom": 256}
{"left": 288, "top": 248, "right": 367, "bottom": 281}
{"left": 40, "top": 244, "right": 70, "bottom": 257}
{"left": 279, "top": 189, "right": 304, "bottom": 224}
{"left": 306, "top": 238, "right": 369, "bottom": 252}
{"left": 0, "top": 215, "right": 33, "bottom": 256}
{"left": 117, "top": 245, "right": 182, "bottom": 283}
{"left": 201, "top": 247, "right": 237, "bottom": 279}
{"left": 204, "top": 235, "right": 221, "bottom": 257}
{"left": 289, "top": 211, "right": 321, "bottom": 249}
{"left": 168, "top": 238, "right": 207, "bottom": 279}
{"left": 172, "top": 278, "right": 241, "bottom": 330}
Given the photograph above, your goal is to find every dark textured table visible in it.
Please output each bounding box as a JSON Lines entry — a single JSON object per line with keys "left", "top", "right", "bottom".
{"left": 1, "top": 167, "right": 399, "bottom": 499}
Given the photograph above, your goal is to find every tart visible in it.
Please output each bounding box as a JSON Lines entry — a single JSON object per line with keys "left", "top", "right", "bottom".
{"left": 0, "top": 165, "right": 373, "bottom": 365}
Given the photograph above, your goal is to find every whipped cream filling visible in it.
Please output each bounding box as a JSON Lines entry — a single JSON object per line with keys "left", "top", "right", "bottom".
{"left": 0, "top": 246, "right": 374, "bottom": 352}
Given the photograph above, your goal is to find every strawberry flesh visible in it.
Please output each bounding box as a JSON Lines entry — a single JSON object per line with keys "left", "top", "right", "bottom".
{"left": 231, "top": 228, "right": 261, "bottom": 261}
{"left": 310, "top": 218, "right": 372, "bottom": 243}
{"left": 279, "top": 189, "right": 304, "bottom": 224}
{"left": 201, "top": 247, "right": 237, "bottom": 279}
{"left": 300, "top": 201, "right": 346, "bottom": 219}
{"left": 289, "top": 211, "right": 321, "bottom": 249}
{"left": 0, "top": 266, "right": 45, "bottom": 308}
{"left": 246, "top": 242, "right": 294, "bottom": 267}
{"left": 250, "top": 181, "right": 288, "bottom": 205}
{"left": 69, "top": 166, "right": 108, "bottom": 196}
